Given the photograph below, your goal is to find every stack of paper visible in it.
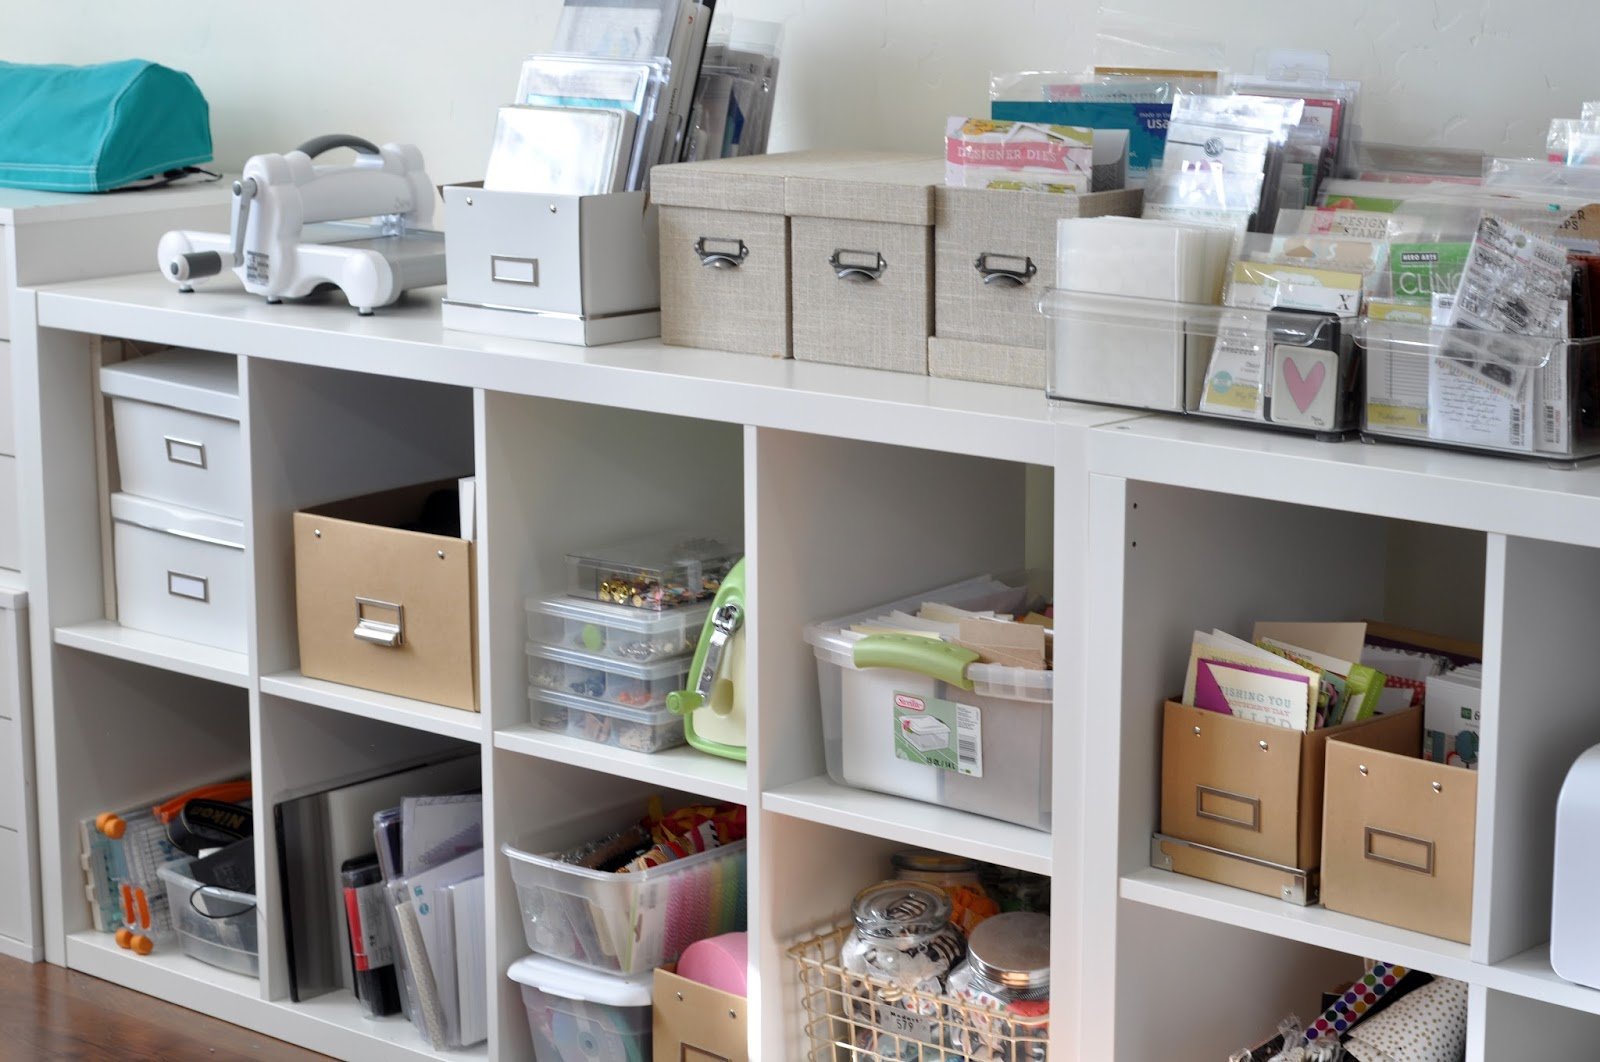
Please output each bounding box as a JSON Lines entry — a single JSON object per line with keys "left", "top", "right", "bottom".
{"left": 1182, "top": 621, "right": 1390, "bottom": 732}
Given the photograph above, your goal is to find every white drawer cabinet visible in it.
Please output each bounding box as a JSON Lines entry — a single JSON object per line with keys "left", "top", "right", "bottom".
{"left": 0, "top": 583, "right": 33, "bottom": 959}
{"left": 0, "top": 455, "right": 16, "bottom": 572}
{"left": 0, "top": 340, "right": 13, "bottom": 455}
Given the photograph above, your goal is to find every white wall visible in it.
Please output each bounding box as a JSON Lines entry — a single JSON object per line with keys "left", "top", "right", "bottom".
{"left": 3, "top": 0, "right": 1595, "bottom": 184}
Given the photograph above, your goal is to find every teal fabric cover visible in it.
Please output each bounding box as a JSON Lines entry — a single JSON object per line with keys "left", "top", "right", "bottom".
{"left": 0, "top": 59, "right": 212, "bottom": 192}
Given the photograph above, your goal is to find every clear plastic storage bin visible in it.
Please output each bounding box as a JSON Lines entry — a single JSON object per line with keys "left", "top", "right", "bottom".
{"left": 502, "top": 806, "right": 747, "bottom": 975}
{"left": 527, "top": 644, "right": 691, "bottom": 709}
{"left": 567, "top": 533, "right": 742, "bottom": 611}
{"left": 509, "top": 953, "right": 653, "bottom": 1062}
{"left": 1358, "top": 315, "right": 1600, "bottom": 462}
{"left": 804, "top": 576, "right": 1054, "bottom": 831}
{"left": 530, "top": 687, "right": 688, "bottom": 753}
{"left": 527, "top": 595, "right": 711, "bottom": 663}
{"left": 156, "top": 857, "right": 259, "bottom": 976}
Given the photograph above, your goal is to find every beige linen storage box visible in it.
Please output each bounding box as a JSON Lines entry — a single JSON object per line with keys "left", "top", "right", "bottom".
{"left": 930, "top": 186, "right": 1142, "bottom": 388}
{"left": 787, "top": 157, "right": 944, "bottom": 374}
{"left": 655, "top": 151, "right": 908, "bottom": 358}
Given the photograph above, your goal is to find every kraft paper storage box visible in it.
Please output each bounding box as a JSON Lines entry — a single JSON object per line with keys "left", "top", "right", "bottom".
{"left": 1157, "top": 701, "right": 1423, "bottom": 903}
{"left": 930, "top": 186, "right": 1142, "bottom": 388}
{"left": 1321, "top": 731, "right": 1478, "bottom": 943}
{"left": 653, "top": 151, "right": 910, "bottom": 359}
{"left": 787, "top": 156, "right": 945, "bottom": 374}
{"left": 653, "top": 965, "right": 747, "bottom": 1062}
{"left": 293, "top": 481, "right": 478, "bottom": 711}
{"left": 441, "top": 183, "right": 661, "bottom": 346}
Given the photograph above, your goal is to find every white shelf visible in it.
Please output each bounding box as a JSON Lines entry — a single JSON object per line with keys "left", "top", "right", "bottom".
{"left": 763, "top": 775, "right": 1052, "bottom": 876}
{"left": 1120, "top": 868, "right": 1476, "bottom": 982}
{"left": 494, "top": 724, "right": 748, "bottom": 804}
{"left": 261, "top": 671, "right": 485, "bottom": 744}
{"left": 54, "top": 620, "right": 250, "bottom": 688}
{"left": 66, "top": 931, "right": 483, "bottom": 1061}
{"left": 33, "top": 274, "right": 1132, "bottom": 467}
{"left": 1483, "top": 945, "right": 1600, "bottom": 1017}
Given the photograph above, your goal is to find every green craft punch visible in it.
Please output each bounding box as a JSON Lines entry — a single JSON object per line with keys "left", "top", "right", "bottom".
{"left": 668, "top": 558, "right": 747, "bottom": 761}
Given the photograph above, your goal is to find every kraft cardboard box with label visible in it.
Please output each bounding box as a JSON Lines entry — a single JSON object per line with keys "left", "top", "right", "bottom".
{"left": 653, "top": 965, "right": 746, "bottom": 1062}
{"left": 293, "top": 481, "right": 478, "bottom": 711}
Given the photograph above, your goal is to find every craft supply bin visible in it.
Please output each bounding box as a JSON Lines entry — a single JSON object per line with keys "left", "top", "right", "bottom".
{"left": 1043, "top": 290, "right": 1360, "bottom": 437}
{"left": 804, "top": 581, "right": 1052, "bottom": 831}
{"left": 509, "top": 954, "right": 653, "bottom": 1062}
{"left": 653, "top": 965, "right": 747, "bottom": 1062}
{"left": 1321, "top": 732, "right": 1478, "bottom": 943}
{"left": 1154, "top": 702, "right": 1423, "bottom": 904}
{"left": 931, "top": 186, "right": 1141, "bottom": 389}
{"left": 527, "top": 595, "right": 709, "bottom": 664}
{"left": 530, "top": 687, "right": 688, "bottom": 754}
{"left": 527, "top": 644, "right": 690, "bottom": 710}
{"left": 790, "top": 923, "right": 1048, "bottom": 1061}
{"left": 1357, "top": 315, "right": 1600, "bottom": 462}
{"left": 110, "top": 492, "right": 248, "bottom": 653}
{"left": 441, "top": 185, "right": 661, "bottom": 346}
{"left": 788, "top": 157, "right": 945, "bottom": 375}
{"left": 566, "top": 533, "right": 740, "bottom": 612}
{"left": 502, "top": 808, "right": 747, "bottom": 976}
{"left": 293, "top": 480, "right": 478, "bottom": 710}
{"left": 157, "top": 856, "right": 259, "bottom": 977}
{"left": 100, "top": 348, "right": 243, "bottom": 518}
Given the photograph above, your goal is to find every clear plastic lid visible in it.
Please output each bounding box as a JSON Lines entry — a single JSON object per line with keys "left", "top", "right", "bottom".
{"left": 527, "top": 641, "right": 694, "bottom": 682}
{"left": 530, "top": 686, "right": 679, "bottom": 725}
{"left": 508, "top": 952, "right": 653, "bottom": 1005}
{"left": 529, "top": 594, "right": 712, "bottom": 637}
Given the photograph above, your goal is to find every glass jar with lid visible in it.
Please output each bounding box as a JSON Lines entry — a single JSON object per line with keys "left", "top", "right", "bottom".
{"left": 840, "top": 881, "right": 968, "bottom": 1058}
{"left": 945, "top": 911, "right": 1051, "bottom": 1061}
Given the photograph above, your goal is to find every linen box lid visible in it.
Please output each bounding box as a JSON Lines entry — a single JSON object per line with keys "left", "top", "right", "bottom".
{"left": 99, "top": 348, "right": 239, "bottom": 421}
{"left": 784, "top": 156, "right": 944, "bottom": 227}
{"left": 111, "top": 490, "right": 246, "bottom": 549}
{"left": 651, "top": 149, "right": 911, "bottom": 215}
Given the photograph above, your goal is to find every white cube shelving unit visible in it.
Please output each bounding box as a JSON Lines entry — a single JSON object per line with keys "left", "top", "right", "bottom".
{"left": 14, "top": 269, "right": 1600, "bottom": 1059}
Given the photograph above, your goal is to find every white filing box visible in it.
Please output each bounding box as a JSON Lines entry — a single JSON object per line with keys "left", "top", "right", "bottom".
{"left": 441, "top": 186, "right": 661, "bottom": 346}
{"left": 0, "top": 577, "right": 37, "bottom": 958}
{"left": 100, "top": 349, "right": 242, "bottom": 519}
{"left": 111, "top": 492, "right": 248, "bottom": 653}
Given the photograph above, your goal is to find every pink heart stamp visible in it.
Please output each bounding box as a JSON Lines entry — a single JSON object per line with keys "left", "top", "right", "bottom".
{"left": 1283, "top": 357, "right": 1327, "bottom": 414}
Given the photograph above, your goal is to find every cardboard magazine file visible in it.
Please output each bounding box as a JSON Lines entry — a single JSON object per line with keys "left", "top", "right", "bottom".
{"left": 293, "top": 481, "right": 478, "bottom": 711}
{"left": 1157, "top": 701, "right": 1423, "bottom": 903}
{"left": 1321, "top": 730, "right": 1478, "bottom": 944}
{"left": 653, "top": 965, "right": 746, "bottom": 1062}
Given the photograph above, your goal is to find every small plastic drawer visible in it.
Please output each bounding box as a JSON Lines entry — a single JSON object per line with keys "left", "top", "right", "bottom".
{"left": 566, "top": 533, "right": 741, "bottom": 611}
{"left": 527, "top": 595, "right": 709, "bottom": 664}
{"left": 157, "top": 857, "right": 259, "bottom": 977}
{"left": 510, "top": 954, "right": 653, "bottom": 1062}
{"left": 527, "top": 643, "right": 689, "bottom": 710}
{"left": 531, "top": 688, "right": 687, "bottom": 754}
{"left": 503, "top": 807, "right": 747, "bottom": 975}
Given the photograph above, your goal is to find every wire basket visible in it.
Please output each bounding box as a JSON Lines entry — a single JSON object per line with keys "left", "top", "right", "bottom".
{"left": 789, "top": 923, "right": 1050, "bottom": 1061}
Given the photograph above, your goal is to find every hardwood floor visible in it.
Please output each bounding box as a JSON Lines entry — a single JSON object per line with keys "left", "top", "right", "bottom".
{"left": 0, "top": 956, "right": 330, "bottom": 1061}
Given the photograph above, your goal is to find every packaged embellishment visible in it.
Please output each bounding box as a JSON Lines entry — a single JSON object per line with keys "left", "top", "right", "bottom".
{"left": 945, "top": 117, "right": 1094, "bottom": 194}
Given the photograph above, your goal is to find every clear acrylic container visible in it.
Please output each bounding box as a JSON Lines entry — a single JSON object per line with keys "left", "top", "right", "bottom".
{"left": 527, "top": 643, "right": 691, "bottom": 709}
{"left": 502, "top": 806, "right": 747, "bottom": 975}
{"left": 509, "top": 953, "right": 653, "bottom": 1062}
{"left": 527, "top": 595, "right": 710, "bottom": 663}
{"left": 803, "top": 576, "right": 1054, "bottom": 831}
{"left": 1357, "top": 314, "right": 1600, "bottom": 462}
{"left": 530, "top": 687, "right": 688, "bottom": 753}
{"left": 157, "top": 856, "right": 259, "bottom": 977}
{"left": 566, "top": 533, "right": 742, "bottom": 611}
{"left": 1043, "top": 287, "right": 1359, "bottom": 438}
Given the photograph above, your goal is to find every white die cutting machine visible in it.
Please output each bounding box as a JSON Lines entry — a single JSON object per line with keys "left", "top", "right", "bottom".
{"left": 158, "top": 135, "right": 446, "bottom": 315}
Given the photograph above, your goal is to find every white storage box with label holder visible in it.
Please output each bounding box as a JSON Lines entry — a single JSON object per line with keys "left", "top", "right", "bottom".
{"left": 441, "top": 185, "right": 661, "bottom": 346}
{"left": 509, "top": 953, "right": 653, "bottom": 1062}
{"left": 111, "top": 492, "right": 248, "bottom": 653}
{"left": 100, "top": 349, "right": 243, "bottom": 518}
{"left": 804, "top": 577, "right": 1053, "bottom": 830}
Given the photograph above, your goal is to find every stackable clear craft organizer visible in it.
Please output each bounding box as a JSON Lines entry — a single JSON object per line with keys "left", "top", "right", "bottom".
{"left": 1356, "top": 316, "right": 1600, "bottom": 464}
{"left": 441, "top": 185, "right": 661, "bottom": 346}
{"left": 1042, "top": 289, "right": 1360, "bottom": 439}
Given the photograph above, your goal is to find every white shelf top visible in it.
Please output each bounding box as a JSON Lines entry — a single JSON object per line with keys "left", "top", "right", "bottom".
{"left": 1090, "top": 415, "right": 1600, "bottom": 549}
{"left": 1120, "top": 869, "right": 1475, "bottom": 982}
{"left": 32, "top": 273, "right": 1133, "bottom": 467}
{"left": 261, "top": 672, "right": 486, "bottom": 744}
{"left": 0, "top": 180, "right": 230, "bottom": 225}
{"left": 494, "top": 724, "right": 748, "bottom": 804}
{"left": 1481, "top": 944, "right": 1600, "bottom": 1016}
{"left": 763, "top": 775, "right": 1052, "bottom": 876}
{"left": 54, "top": 620, "right": 250, "bottom": 688}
